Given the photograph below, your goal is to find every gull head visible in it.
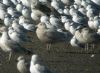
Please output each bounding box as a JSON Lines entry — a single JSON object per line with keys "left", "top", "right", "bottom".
{"left": 0, "top": 26, "right": 8, "bottom": 32}
{"left": 31, "top": 54, "right": 40, "bottom": 64}
{"left": 36, "top": 22, "right": 47, "bottom": 29}
{"left": 17, "top": 56, "right": 24, "bottom": 61}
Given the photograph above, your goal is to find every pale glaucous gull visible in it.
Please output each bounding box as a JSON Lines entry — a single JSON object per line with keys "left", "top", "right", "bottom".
{"left": 36, "top": 22, "right": 70, "bottom": 50}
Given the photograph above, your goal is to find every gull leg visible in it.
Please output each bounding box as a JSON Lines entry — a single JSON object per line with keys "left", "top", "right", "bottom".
{"left": 85, "top": 43, "right": 89, "bottom": 53}
{"left": 91, "top": 43, "right": 95, "bottom": 52}
{"left": 8, "top": 51, "right": 12, "bottom": 62}
{"left": 46, "top": 44, "right": 51, "bottom": 51}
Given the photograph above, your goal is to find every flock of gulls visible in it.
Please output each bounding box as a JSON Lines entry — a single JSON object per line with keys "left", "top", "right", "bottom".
{"left": 0, "top": 0, "right": 100, "bottom": 73}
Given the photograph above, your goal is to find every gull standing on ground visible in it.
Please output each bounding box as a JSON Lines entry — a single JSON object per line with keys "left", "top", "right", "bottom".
{"left": 17, "top": 56, "right": 30, "bottom": 73}
{"left": 75, "top": 26, "right": 100, "bottom": 51}
{"left": 36, "top": 22, "right": 70, "bottom": 50}
{"left": 8, "top": 27, "right": 32, "bottom": 45}
{"left": 30, "top": 54, "right": 53, "bottom": 73}
{"left": 0, "top": 26, "right": 33, "bottom": 61}
{"left": 70, "top": 35, "right": 85, "bottom": 48}
{"left": 22, "top": 6, "right": 31, "bottom": 19}
{"left": 12, "top": 20, "right": 27, "bottom": 34}
{"left": 0, "top": 7, "right": 7, "bottom": 20}
{"left": 31, "top": 7, "right": 45, "bottom": 24}
{"left": 16, "top": 1, "right": 23, "bottom": 13}
{"left": 49, "top": 14, "right": 63, "bottom": 29}
{"left": 4, "top": 14, "right": 13, "bottom": 26}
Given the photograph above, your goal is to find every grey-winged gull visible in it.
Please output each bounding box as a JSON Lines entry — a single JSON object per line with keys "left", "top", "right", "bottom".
{"left": 17, "top": 56, "right": 30, "bottom": 73}
{"left": 30, "top": 54, "right": 53, "bottom": 73}
{"left": 0, "top": 26, "right": 33, "bottom": 61}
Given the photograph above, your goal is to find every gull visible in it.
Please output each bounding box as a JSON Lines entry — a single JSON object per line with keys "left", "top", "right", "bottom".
{"left": 8, "top": 27, "right": 32, "bottom": 45}
{"left": 21, "top": 23, "right": 36, "bottom": 32}
{"left": 69, "top": 22, "right": 79, "bottom": 35}
{"left": 51, "top": 0, "right": 60, "bottom": 10}
{"left": 61, "top": 15, "right": 69, "bottom": 23}
{"left": 0, "top": 8, "right": 7, "bottom": 20}
{"left": 75, "top": 26, "right": 100, "bottom": 50}
{"left": 20, "top": 0, "right": 31, "bottom": 8}
{"left": 22, "top": 6, "right": 31, "bottom": 19}
{"left": 81, "top": 0, "right": 89, "bottom": 8}
{"left": 39, "top": 0, "right": 51, "bottom": 6}
{"left": 61, "top": 0, "right": 74, "bottom": 5}
{"left": 86, "top": 4, "right": 96, "bottom": 11}
{"left": 88, "top": 17, "right": 95, "bottom": 30}
{"left": 91, "top": 0, "right": 100, "bottom": 6}
{"left": 31, "top": 0, "right": 39, "bottom": 9}
{"left": 78, "top": 6, "right": 86, "bottom": 15}
{"left": 70, "top": 35, "right": 85, "bottom": 48}
{"left": 64, "top": 19, "right": 72, "bottom": 31}
{"left": 97, "top": 26, "right": 100, "bottom": 35}
{"left": 93, "top": 16, "right": 100, "bottom": 30}
{"left": 12, "top": 20, "right": 27, "bottom": 34}
{"left": 69, "top": 5, "right": 77, "bottom": 16}
{"left": 40, "top": 15, "right": 49, "bottom": 23}
{"left": 63, "top": 6, "right": 70, "bottom": 15}
{"left": 10, "top": 0, "right": 18, "bottom": 5}
{"left": 72, "top": 12, "right": 87, "bottom": 24}
{"left": 36, "top": 22, "right": 69, "bottom": 50}
{"left": 51, "top": 0, "right": 64, "bottom": 12}
{"left": 7, "top": 7, "right": 21, "bottom": 17}
{"left": 30, "top": 54, "right": 53, "bottom": 73}
{"left": 86, "top": 9, "right": 95, "bottom": 19}
{"left": 31, "top": 7, "right": 45, "bottom": 24}
{"left": 16, "top": 1, "right": 23, "bottom": 13}
{"left": 0, "top": 2, "right": 7, "bottom": 10}
{"left": 86, "top": 5, "right": 99, "bottom": 19}
{"left": 49, "top": 14, "right": 63, "bottom": 29}
{"left": 74, "top": 0, "right": 82, "bottom": 5}
{"left": 0, "top": 26, "right": 33, "bottom": 61}
{"left": 73, "top": 3, "right": 79, "bottom": 9}
{"left": 2, "top": 0, "right": 13, "bottom": 7}
{"left": 19, "top": 16, "right": 33, "bottom": 24}
{"left": 4, "top": 14, "right": 13, "bottom": 26}
{"left": 39, "top": 0, "right": 48, "bottom": 4}
{"left": 17, "top": 56, "right": 30, "bottom": 73}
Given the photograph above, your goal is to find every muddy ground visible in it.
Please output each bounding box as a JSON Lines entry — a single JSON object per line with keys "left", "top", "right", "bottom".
{"left": 0, "top": 21, "right": 100, "bottom": 73}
